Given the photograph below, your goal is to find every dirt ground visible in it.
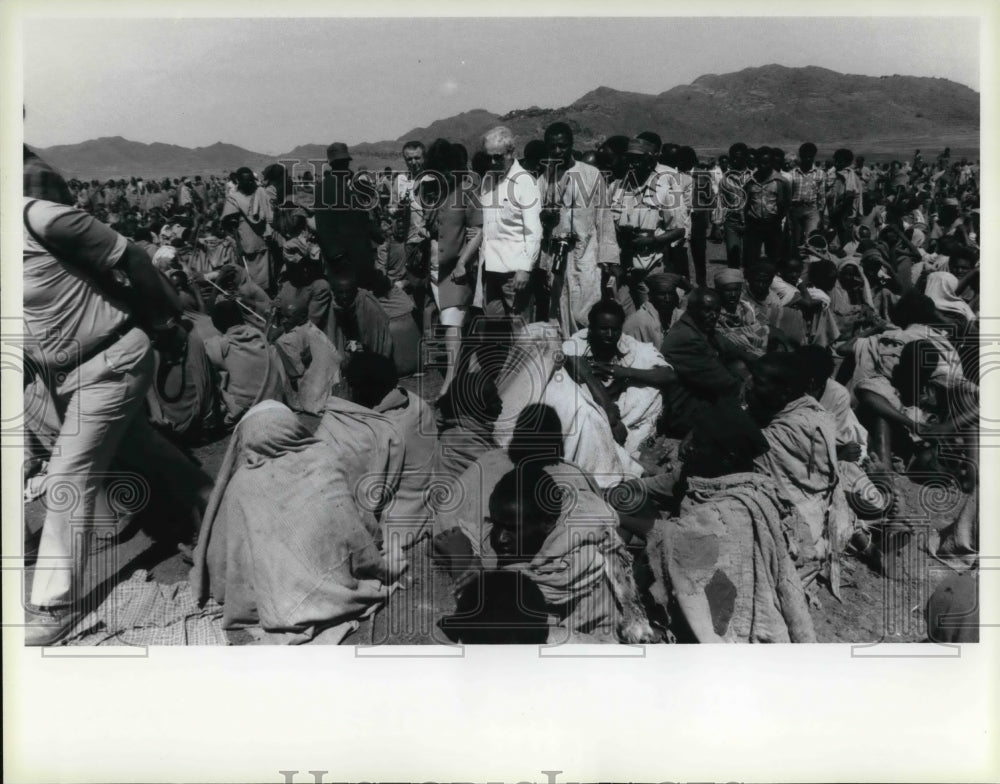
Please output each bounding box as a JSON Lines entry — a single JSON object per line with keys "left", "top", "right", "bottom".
{"left": 21, "top": 239, "right": 970, "bottom": 646}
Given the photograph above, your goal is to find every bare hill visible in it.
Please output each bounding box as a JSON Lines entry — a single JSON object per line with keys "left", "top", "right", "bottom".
{"left": 31, "top": 65, "right": 978, "bottom": 179}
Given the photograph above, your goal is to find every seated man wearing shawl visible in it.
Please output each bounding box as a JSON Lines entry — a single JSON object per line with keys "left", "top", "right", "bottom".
{"left": 368, "top": 270, "right": 422, "bottom": 379}
{"left": 191, "top": 401, "right": 408, "bottom": 644}
{"left": 145, "top": 313, "right": 219, "bottom": 443}
{"left": 221, "top": 167, "right": 274, "bottom": 293}
{"left": 747, "top": 353, "right": 857, "bottom": 598}
{"left": 430, "top": 369, "right": 503, "bottom": 480}
{"left": 659, "top": 288, "right": 742, "bottom": 437}
{"left": 797, "top": 345, "right": 892, "bottom": 519}
{"left": 643, "top": 399, "right": 817, "bottom": 643}
{"left": 562, "top": 300, "right": 674, "bottom": 455}
{"left": 844, "top": 291, "right": 966, "bottom": 467}
{"left": 432, "top": 406, "right": 655, "bottom": 644}
{"left": 343, "top": 352, "right": 438, "bottom": 541}
{"left": 622, "top": 272, "right": 683, "bottom": 353}
{"left": 769, "top": 254, "right": 825, "bottom": 345}
{"left": 270, "top": 308, "right": 342, "bottom": 416}
{"left": 204, "top": 300, "right": 288, "bottom": 424}
{"left": 713, "top": 267, "right": 772, "bottom": 362}
{"left": 873, "top": 340, "right": 978, "bottom": 490}
{"left": 274, "top": 251, "right": 335, "bottom": 343}
{"left": 214, "top": 263, "right": 273, "bottom": 321}
{"left": 328, "top": 267, "right": 394, "bottom": 362}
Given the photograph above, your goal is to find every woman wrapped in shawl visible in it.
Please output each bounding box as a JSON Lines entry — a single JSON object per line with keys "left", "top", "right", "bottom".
{"left": 747, "top": 353, "right": 857, "bottom": 599}
{"left": 925, "top": 270, "right": 976, "bottom": 330}
{"left": 432, "top": 404, "right": 656, "bottom": 644}
{"left": 828, "top": 257, "right": 889, "bottom": 343}
{"left": 643, "top": 399, "right": 817, "bottom": 642}
{"left": 858, "top": 243, "right": 900, "bottom": 326}
{"left": 191, "top": 401, "right": 407, "bottom": 644}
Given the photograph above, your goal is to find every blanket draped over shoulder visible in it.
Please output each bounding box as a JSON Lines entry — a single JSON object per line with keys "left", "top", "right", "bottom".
{"left": 190, "top": 400, "right": 403, "bottom": 644}
{"left": 493, "top": 323, "right": 644, "bottom": 487}
{"left": 754, "top": 396, "right": 855, "bottom": 598}
{"left": 273, "top": 321, "right": 342, "bottom": 415}
{"left": 645, "top": 472, "right": 817, "bottom": 643}
{"left": 434, "top": 449, "right": 655, "bottom": 643}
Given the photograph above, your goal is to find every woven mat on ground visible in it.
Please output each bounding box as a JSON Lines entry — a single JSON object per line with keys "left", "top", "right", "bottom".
{"left": 64, "top": 570, "right": 227, "bottom": 646}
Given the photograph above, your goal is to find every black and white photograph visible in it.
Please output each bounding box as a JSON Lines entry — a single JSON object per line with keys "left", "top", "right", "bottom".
{"left": 4, "top": 2, "right": 997, "bottom": 782}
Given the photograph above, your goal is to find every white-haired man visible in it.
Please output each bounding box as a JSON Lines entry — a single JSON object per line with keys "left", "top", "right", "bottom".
{"left": 477, "top": 126, "right": 543, "bottom": 375}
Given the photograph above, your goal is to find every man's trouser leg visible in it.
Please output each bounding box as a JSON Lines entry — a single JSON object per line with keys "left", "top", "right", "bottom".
{"left": 789, "top": 206, "right": 820, "bottom": 258}
{"left": 402, "top": 243, "right": 430, "bottom": 333}
{"left": 834, "top": 213, "right": 854, "bottom": 249}
{"left": 384, "top": 239, "right": 407, "bottom": 286}
{"left": 481, "top": 271, "right": 533, "bottom": 380}
{"left": 742, "top": 221, "right": 764, "bottom": 268}
{"left": 723, "top": 221, "right": 743, "bottom": 269}
{"left": 30, "top": 333, "right": 153, "bottom": 609}
{"left": 690, "top": 212, "right": 709, "bottom": 286}
{"left": 667, "top": 242, "right": 690, "bottom": 279}
{"left": 762, "top": 219, "right": 785, "bottom": 264}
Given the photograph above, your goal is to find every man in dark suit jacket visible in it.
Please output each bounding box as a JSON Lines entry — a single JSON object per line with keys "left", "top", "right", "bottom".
{"left": 660, "top": 287, "right": 742, "bottom": 436}
{"left": 313, "top": 142, "right": 380, "bottom": 284}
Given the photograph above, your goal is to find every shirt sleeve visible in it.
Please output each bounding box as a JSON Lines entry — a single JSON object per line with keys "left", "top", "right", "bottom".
{"left": 28, "top": 201, "right": 128, "bottom": 272}
{"left": 517, "top": 174, "right": 543, "bottom": 267}
{"left": 466, "top": 187, "right": 483, "bottom": 229}
{"left": 657, "top": 173, "right": 686, "bottom": 230}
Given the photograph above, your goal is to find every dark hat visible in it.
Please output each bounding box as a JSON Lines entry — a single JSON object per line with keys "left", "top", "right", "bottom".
{"left": 326, "top": 142, "right": 352, "bottom": 161}
{"left": 626, "top": 137, "right": 657, "bottom": 156}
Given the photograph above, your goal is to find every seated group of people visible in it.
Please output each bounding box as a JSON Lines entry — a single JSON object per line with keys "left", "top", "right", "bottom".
{"left": 188, "top": 221, "right": 979, "bottom": 644}
{"left": 24, "top": 140, "right": 978, "bottom": 647}
{"left": 140, "top": 231, "right": 426, "bottom": 445}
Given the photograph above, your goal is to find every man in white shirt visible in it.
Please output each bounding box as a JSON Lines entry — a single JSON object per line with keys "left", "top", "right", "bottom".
{"left": 478, "top": 125, "right": 542, "bottom": 372}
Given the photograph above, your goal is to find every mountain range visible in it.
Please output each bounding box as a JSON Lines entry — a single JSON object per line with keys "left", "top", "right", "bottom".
{"left": 30, "top": 64, "right": 979, "bottom": 180}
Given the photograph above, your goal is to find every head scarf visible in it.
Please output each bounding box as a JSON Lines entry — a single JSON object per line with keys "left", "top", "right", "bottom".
{"left": 833, "top": 257, "right": 875, "bottom": 309}
{"left": 152, "top": 245, "right": 178, "bottom": 272}
{"left": 924, "top": 271, "right": 976, "bottom": 323}
{"left": 714, "top": 268, "right": 744, "bottom": 288}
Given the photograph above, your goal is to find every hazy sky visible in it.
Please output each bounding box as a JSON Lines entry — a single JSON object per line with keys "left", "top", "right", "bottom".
{"left": 23, "top": 16, "right": 981, "bottom": 154}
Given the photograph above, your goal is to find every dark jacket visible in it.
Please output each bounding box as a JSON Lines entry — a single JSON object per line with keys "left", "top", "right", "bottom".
{"left": 660, "top": 312, "right": 741, "bottom": 427}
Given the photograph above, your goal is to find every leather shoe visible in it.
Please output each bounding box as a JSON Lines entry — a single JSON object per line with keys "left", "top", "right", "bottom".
{"left": 24, "top": 603, "right": 84, "bottom": 647}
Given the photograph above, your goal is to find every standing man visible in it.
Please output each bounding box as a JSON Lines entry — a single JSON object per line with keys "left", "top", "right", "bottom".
{"left": 608, "top": 137, "right": 686, "bottom": 310}
{"left": 536, "top": 121, "right": 619, "bottom": 335}
{"left": 718, "top": 142, "right": 754, "bottom": 269}
{"left": 384, "top": 140, "right": 425, "bottom": 287}
{"left": 477, "top": 125, "right": 543, "bottom": 375}
{"left": 742, "top": 146, "right": 791, "bottom": 268}
{"left": 22, "top": 197, "right": 212, "bottom": 644}
{"left": 221, "top": 166, "right": 274, "bottom": 293}
{"left": 313, "top": 142, "right": 379, "bottom": 285}
{"left": 827, "top": 148, "right": 862, "bottom": 251}
{"left": 788, "top": 142, "right": 826, "bottom": 257}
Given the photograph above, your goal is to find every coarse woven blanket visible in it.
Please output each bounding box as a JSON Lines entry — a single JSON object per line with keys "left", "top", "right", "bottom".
{"left": 190, "top": 400, "right": 403, "bottom": 643}
{"left": 645, "top": 473, "right": 816, "bottom": 643}
{"left": 64, "top": 569, "right": 226, "bottom": 646}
